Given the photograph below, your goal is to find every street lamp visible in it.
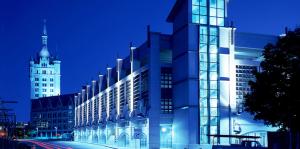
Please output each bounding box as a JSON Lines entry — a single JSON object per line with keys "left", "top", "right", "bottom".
{"left": 36, "top": 128, "right": 39, "bottom": 138}
{"left": 54, "top": 127, "right": 57, "bottom": 138}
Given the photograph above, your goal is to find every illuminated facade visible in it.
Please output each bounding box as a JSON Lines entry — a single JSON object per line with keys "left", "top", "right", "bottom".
{"left": 74, "top": 0, "right": 278, "bottom": 148}
{"left": 29, "top": 20, "right": 61, "bottom": 99}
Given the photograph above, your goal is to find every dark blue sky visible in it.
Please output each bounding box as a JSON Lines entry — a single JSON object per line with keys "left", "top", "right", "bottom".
{"left": 0, "top": 0, "right": 299, "bottom": 122}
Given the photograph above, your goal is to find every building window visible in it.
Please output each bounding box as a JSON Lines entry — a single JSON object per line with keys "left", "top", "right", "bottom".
{"left": 42, "top": 63, "right": 47, "bottom": 67}
{"left": 50, "top": 89, "right": 54, "bottom": 92}
{"left": 42, "top": 89, "right": 47, "bottom": 92}
{"left": 35, "top": 94, "right": 39, "bottom": 97}
{"left": 42, "top": 94, "right": 46, "bottom": 97}
{"left": 36, "top": 70, "right": 39, "bottom": 74}
{"left": 35, "top": 88, "right": 39, "bottom": 92}
{"left": 35, "top": 78, "right": 39, "bottom": 81}
{"left": 50, "top": 84, "right": 54, "bottom": 87}
{"left": 50, "top": 78, "right": 54, "bottom": 82}
{"left": 42, "top": 83, "right": 47, "bottom": 87}
{"left": 161, "top": 98, "right": 173, "bottom": 114}
{"left": 161, "top": 73, "right": 172, "bottom": 88}
{"left": 42, "top": 70, "right": 46, "bottom": 74}
{"left": 42, "top": 78, "right": 47, "bottom": 81}
{"left": 35, "top": 83, "right": 39, "bottom": 86}
{"left": 235, "top": 65, "right": 257, "bottom": 114}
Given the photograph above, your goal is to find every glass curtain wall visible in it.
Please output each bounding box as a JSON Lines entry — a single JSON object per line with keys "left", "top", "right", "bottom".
{"left": 192, "top": 0, "right": 225, "bottom": 144}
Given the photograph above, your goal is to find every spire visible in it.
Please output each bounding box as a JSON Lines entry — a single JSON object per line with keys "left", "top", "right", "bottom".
{"left": 42, "top": 19, "right": 48, "bottom": 46}
{"left": 39, "top": 19, "right": 50, "bottom": 58}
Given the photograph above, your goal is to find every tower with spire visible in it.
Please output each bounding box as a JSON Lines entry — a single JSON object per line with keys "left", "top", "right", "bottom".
{"left": 29, "top": 20, "right": 61, "bottom": 99}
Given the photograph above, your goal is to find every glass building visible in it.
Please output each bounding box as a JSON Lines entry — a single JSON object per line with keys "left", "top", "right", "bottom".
{"left": 74, "top": 0, "right": 278, "bottom": 148}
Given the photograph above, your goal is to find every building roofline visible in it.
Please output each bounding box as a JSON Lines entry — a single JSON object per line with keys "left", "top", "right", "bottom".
{"left": 166, "top": 0, "right": 185, "bottom": 23}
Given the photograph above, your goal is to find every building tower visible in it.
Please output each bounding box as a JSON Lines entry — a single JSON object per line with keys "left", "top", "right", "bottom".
{"left": 29, "top": 20, "right": 61, "bottom": 99}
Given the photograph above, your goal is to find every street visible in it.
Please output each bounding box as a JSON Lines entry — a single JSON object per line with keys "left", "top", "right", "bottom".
{"left": 18, "top": 140, "right": 116, "bottom": 149}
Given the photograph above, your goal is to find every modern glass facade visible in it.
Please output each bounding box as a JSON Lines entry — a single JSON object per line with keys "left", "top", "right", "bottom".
{"left": 73, "top": 0, "right": 279, "bottom": 148}
{"left": 192, "top": 0, "right": 225, "bottom": 144}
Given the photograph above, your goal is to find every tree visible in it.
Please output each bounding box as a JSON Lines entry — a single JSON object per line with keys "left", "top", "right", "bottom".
{"left": 244, "top": 28, "right": 300, "bottom": 149}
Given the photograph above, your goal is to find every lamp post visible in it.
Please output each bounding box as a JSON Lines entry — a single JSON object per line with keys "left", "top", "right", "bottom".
{"left": 54, "top": 127, "right": 57, "bottom": 138}
{"left": 36, "top": 127, "right": 39, "bottom": 138}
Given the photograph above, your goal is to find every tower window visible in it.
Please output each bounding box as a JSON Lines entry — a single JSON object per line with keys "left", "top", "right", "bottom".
{"left": 35, "top": 94, "right": 39, "bottom": 97}
{"left": 42, "top": 70, "right": 46, "bottom": 74}
{"left": 35, "top": 83, "right": 39, "bottom": 86}
{"left": 42, "top": 83, "right": 47, "bottom": 87}
{"left": 50, "top": 84, "right": 54, "bottom": 87}
{"left": 43, "top": 89, "right": 47, "bottom": 92}
{"left": 35, "top": 88, "right": 39, "bottom": 92}
{"left": 50, "top": 78, "right": 54, "bottom": 82}
{"left": 35, "top": 78, "right": 39, "bottom": 81}
{"left": 42, "top": 78, "right": 47, "bottom": 81}
{"left": 50, "top": 89, "right": 54, "bottom": 92}
{"left": 42, "top": 63, "right": 47, "bottom": 67}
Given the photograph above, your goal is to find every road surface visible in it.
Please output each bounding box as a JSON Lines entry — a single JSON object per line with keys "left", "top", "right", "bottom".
{"left": 19, "top": 140, "right": 116, "bottom": 149}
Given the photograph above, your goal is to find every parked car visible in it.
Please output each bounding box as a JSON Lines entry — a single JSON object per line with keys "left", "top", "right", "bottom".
{"left": 213, "top": 140, "right": 267, "bottom": 149}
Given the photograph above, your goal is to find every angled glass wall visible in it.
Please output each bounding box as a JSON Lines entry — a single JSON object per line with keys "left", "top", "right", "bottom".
{"left": 192, "top": 0, "right": 225, "bottom": 144}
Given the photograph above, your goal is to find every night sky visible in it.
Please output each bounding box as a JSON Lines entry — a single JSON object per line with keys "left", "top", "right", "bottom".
{"left": 0, "top": 0, "right": 299, "bottom": 122}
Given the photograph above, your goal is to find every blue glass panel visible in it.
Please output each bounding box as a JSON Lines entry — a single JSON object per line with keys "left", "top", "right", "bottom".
{"left": 200, "top": 53, "right": 208, "bottom": 61}
{"left": 210, "top": 8, "right": 217, "bottom": 17}
{"left": 200, "top": 16, "right": 208, "bottom": 24}
{"left": 200, "top": 71, "right": 207, "bottom": 80}
{"left": 200, "top": 62, "right": 207, "bottom": 70}
{"left": 200, "top": 80, "right": 208, "bottom": 89}
{"left": 192, "top": 0, "right": 200, "bottom": 5}
{"left": 200, "top": 0, "right": 207, "bottom": 6}
{"left": 210, "top": 27, "right": 218, "bottom": 36}
{"left": 210, "top": 98, "right": 218, "bottom": 108}
{"left": 210, "top": 117, "right": 218, "bottom": 125}
{"left": 210, "top": 72, "right": 218, "bottom": 80}
{"left": 210, "top": 36, "right": 217, "bottom": 45}
{"left": 192, "top": 5, "right": 200, "bottom": 14}
{"left": 200, "top": 44, "right": 207, "bottom": 52}
{"left": 200, "top": 26, "right": 208, "bottom": 34}
{"left": 210, "top": 89, "right": 218, "bottom": 98}
{"left": 200, "top": 89, "right": 208, "bottom": 97}
{"left": 192, "top": 15, "right": 200, "bottom": 23}
{"left": 217, "top": 0, "right": 224, "bottom": 8}
{"left": 210, "top": 80, "right": 217, "bottom": 89}
{"left": 210, "top": 45, "right": 218, "bottom": 53}
{"left": 210, "top": 108, "right": 218, "bottom": 117}
{"left": 210, "top": 17, "right": 217, "bottom": 25}
{"left": 200, "top": 116, "right": 208, "bottom": 124}
{"left": 210, "top": 54, "right": 217, "bottom": 63}
{"left": 200, "top": 34, "right": 208, "bottom": 44}
{"left": 217, "top": 17, "right": 224, "bottom": 26}
{"left": 210, "top": 0, "right": 217, "bottom": 7}
{"left": 200, "top": 6, "right": 207, "bottom": 15}
{"left": 217, "top": 8, "right": 224, "bottom": 17}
